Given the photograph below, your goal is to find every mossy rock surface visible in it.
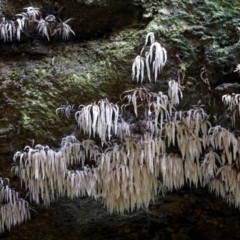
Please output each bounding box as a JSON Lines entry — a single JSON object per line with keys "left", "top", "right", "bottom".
{"left": 1, "top": 0, "right": 240, "bottom": 239}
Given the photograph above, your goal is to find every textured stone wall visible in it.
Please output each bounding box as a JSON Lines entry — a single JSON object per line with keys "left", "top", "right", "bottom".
{"left": 1, "top": 0, "right": 240, "bottom": 239}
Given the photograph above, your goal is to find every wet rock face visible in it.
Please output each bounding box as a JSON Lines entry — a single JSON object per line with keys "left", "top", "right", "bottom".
{"left": 49, "top": 190, "right": 240, "bottom": 240}
{"left": 5, "top": 0, "right": 145, "bottom": 40}
{"left": 1, "top": 0, "right": 240, "bottom": 239}
{"left": 3, "top": 189, "right": 240, "bottom": 240}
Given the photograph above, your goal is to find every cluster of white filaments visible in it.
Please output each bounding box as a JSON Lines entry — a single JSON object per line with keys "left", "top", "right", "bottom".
{"left": 132, "top": 32, "right": 167, "bottom": 83}
{"left": 10, "top": 75, "right": 240, "bottom": 220}
{"left": 0, "top": 177, "right": 30, "bottom": 233}
{"left": 0, "top": 6, "right": 75, "bottom": 42}
{"left": 222, "top": 93, "right": 240, "bottom": 126}
{"left": 75, "top": 99, "right": 119, "bottom": 142}
{"left": 6, "top": 31, "right": 240, "bottom": 233}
